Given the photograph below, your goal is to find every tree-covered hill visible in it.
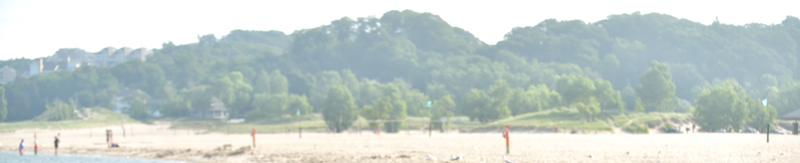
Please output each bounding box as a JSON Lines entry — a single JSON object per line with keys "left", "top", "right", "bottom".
{"left": 1, "top": 10, "right": 798, "bottom": 132}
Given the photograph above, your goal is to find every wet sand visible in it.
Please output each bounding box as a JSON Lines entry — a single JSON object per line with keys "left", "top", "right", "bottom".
{"left": 2, "top": 124, "right": 799, "bottom": 162}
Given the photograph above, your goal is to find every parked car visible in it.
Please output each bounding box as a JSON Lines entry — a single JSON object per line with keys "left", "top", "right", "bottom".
{"left": 770, "top": 129, "right": 785, "bottom": 134}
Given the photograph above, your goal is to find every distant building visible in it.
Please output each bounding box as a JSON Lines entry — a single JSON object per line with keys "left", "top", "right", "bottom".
{"left": 0, "top": 66, "right": 16, "bottom": 84}
{"left": 206, "top": 97, "right": 229, "bottom": 119}
{"left": 27, "top": 47, "right": 152, "bottom": 77}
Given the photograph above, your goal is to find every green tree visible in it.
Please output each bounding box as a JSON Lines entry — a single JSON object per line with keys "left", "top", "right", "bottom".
{"left": 555, "top": 75, "right": 596, "bottom": 104}
{"left": 37, "top": 100, "right": 75, "bottom": 121}
{"left": 254, "top": 70, "right": 289, "bottom": 94}
{"left": 464, "top": 89, "right": 492, "bottom": 123}
{"left": 634, "top": 97, "right": 645, "bottom": 113}
{"left": 509, "top": 87, "right": 535, "bottom": 115}
{"left": 323, "top": 86, "right": 358, "bottom": 132}
{"left": 594, "top": 79, "right": 624, "bottom": 112}
{"left": 573, "top": 97, "right": 601, "bottom": 121}
{"left": 747, "top": 98, "right": 777, "bottom": 129}
{"left": 125, "top": 96, "right": 150, "bottom": 120}
{"left": 430, "top": 95, "right": 455, "bottom": 128}
{"left": 211, "top": 72, "right": 253, "bottom": 118}
{"left": 248, "top": 93, "right": 289, "bottom": 120}
{"left": 0, "top": 87, "right": 6, "bottom": 122}
{"left": 182, "top": 86, "right": 211, "bottom": 117}
{"left": 381, "top": 84, "right": 407, "bottom": 133}
{"left": 247, "top": 93, "right": 313, "bottom": 121}
{"left": 465, "top": 80, "right": 513, "bottom": 123}
{"left": 426, "top": 84, "right": 450, "bottom": 100}
{"left": 694, "top": 81, "right": 749, "bottom": 132}
{"left": 361, "top": 97, "right": 392, "bottom": 129}
{"left": 636, "top": 61, "right": 676, "bottom": 112}
{"left": 110, "top": 60, "right": 166, "bottom": 97}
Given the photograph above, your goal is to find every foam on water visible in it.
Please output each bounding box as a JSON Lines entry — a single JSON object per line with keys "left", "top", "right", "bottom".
{"left": 0, "top": 151, "right": 188, "bottom": 163}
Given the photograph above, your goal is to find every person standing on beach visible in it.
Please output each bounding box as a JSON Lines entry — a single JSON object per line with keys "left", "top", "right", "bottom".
{"left": 19, "top": 139, "right": 24, "bottom": 156}
{"left": 34, "top": 133, "right": 38, "bottom": 155}
{"left": 54, "top": 136, "right": 60, "bottom": 156}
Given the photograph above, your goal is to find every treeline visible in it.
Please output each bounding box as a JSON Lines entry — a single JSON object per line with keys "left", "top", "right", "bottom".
{"left": 1, "top": 10, "right": 799, "bottom": 132}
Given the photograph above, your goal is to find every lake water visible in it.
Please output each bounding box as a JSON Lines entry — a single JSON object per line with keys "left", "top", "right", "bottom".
{"left": 0, "top": 151, "right": 188, "bottom": 163}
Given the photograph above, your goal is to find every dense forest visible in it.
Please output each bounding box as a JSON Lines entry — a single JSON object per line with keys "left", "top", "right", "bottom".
{"left": 1, "top": 10, "right": 799, "bottom": 132}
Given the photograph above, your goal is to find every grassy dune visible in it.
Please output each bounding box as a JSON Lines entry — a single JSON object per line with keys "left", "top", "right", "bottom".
{"left": 0, "top": 107, "right": 693, "bottom": 134}
{"left": 0, "top": 108, "right": 140, "bottom": 132}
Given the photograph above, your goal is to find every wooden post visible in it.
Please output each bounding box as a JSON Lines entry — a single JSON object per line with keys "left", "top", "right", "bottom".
{"left": 767, "top": 124, "right": 770, "bottom": 143}
{"left": 429, "top": 121, "right": 432, "bottom": 138}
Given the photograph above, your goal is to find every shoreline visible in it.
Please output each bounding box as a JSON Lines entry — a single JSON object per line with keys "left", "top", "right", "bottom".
{"left": 0, "top": 150, "right": 187, "bottom": 163}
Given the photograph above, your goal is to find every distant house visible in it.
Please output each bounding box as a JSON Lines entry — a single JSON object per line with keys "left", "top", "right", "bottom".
{"left": 0, "top": 66, "right": 16, "bottom": 84}
{"left": 206, "top": 97, "right": 229, "bottom": 119}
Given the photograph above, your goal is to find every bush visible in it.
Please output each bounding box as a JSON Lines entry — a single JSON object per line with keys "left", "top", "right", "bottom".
{"left": 662, "top": 122, "right": 675, "bottom": 131}
{"left": 624, "top": 123, "right": 650, "bottom": 134}
{"left": 36, "top": 100, "right": 76, "bottom": 121}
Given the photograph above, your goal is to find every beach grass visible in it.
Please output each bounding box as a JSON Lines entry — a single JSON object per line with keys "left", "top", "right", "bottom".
{"left": 0, "top": 108, "right": 140, "bottom": 132}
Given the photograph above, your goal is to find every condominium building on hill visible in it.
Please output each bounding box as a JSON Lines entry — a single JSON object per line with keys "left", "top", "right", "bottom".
{"left": 28, "top": 47, "right": 152, "bottom": 76}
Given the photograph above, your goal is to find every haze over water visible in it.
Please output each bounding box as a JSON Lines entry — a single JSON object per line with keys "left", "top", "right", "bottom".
{"left": 0, "top": 151, "right": 187, "bottom": 163}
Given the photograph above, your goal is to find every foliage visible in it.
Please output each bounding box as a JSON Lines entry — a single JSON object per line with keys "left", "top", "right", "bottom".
{"left": 360, "top": 98, "right": 391, "bottom": 128}
{"left": 663, "top": 122, "right": 675, "bottom": 131}
{"left": 429, "top": 95, "right": 455, "bottom": 128}
{"left": 2, "top": 10, "right": 800, "bottom": 129}
{"left": 624, "top": 123, "right": 650, "bottom": 134}
{"left": 747, "top": 98, "right": 777, "bottom": 129}
{"left": 509, "top": 85, "right": 561, "bottom": 115}
{"left": 322, "top": 86, "right": 358, "bottom": 132}
{"left": 573, "top": 97, "right": 601, "bottom": 121}
{"left": 248, "top": 93, "right": 313, "bottom": 121}
{"left": 634, "top": 97, "right": 645, "bottom": 113}
{"left": 465, "top": 80, "right": 513, "bottom": 123}
{"left": 36, "top": 100, "right": 75, "bottom": 121}
{"left": 210, "top": 71, "right": 254, "bottom": 117}
{"left": 125, "top": 95, "right": 150, "bottom": 120}
{"left": 693, "top": 80, "right": 750, "bottom": 131}
{"left": 636, "top": 61, "right": 676, "bottom": 112}
{"left": 0, "top": 87, "right": 6, "bottom": 122}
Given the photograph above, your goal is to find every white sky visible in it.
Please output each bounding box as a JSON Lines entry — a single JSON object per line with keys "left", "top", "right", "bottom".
{"left": 0, "top": 0, "right": 797, "bottom": 60}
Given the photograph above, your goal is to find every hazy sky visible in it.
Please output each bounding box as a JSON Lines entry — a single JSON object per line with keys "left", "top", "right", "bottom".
{"left": 0, "top": 0, "right": 796, "bottom": 60}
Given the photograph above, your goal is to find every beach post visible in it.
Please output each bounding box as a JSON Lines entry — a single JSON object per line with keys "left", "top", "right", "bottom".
{"left": 429, "top": 121, "right": 432, "bottom": 138}
{"left": 251, "top": 128, "right": 256, "bottom": 148}
{"left": 503, "top": 125, "right": 510, "bottom": 154}
{"left": 767, "top": 124, "right": 770, "bottom": 143}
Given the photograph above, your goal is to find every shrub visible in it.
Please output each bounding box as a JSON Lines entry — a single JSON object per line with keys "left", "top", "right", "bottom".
{"left": 624, "top": 123, "right": 650, "bottom": 134}
{"left": 662, "top": 122, "right": 675, "bottom": 131}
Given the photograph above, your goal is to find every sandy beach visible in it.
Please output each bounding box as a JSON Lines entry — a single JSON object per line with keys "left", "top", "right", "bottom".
{"left": 2, "top": 123, "right": 800, "bottom": 163}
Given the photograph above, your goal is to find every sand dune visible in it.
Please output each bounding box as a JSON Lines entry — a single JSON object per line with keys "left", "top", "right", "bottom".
{"left": 2, "top": 123, "right": 799, "bottom": 162}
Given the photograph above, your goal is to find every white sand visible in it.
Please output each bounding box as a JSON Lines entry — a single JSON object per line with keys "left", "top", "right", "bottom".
{"left": 2, "top": 123, "right": 799, "bottom": 162}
